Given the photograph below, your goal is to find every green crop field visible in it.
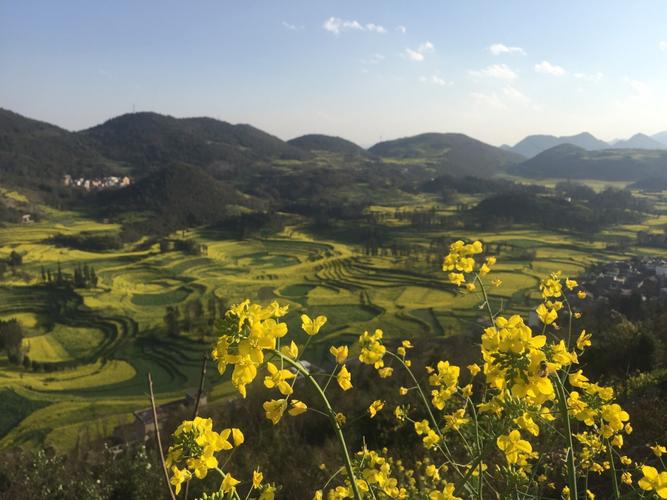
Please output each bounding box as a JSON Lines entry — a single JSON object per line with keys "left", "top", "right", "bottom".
{"left": 2, "top": 182, "right": 667, "bottom": 451}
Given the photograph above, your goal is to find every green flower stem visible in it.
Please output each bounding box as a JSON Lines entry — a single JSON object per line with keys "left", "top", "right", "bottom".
{"left": 273, "top": 350, "right": 362, "bottom": 500}
{"left": 474, "top": 274, "right": 496, "bottom": 327}
{"left": 555, "top": 376, "right": 578, "bottom": 499}
{"left": 386, "top": 351, "right": 474, "bottom": 495}
{"left": 607, "top": 439, "right": 620, "bottom": 499}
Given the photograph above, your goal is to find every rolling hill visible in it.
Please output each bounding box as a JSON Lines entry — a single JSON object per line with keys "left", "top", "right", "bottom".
{"left": 509, "top": 143, "right": 667, "bottom": 181}
{"left": 0, "top": 108, "right": 122, "bottom": 185}
{"left": 368, "top": 132, "right": 524, "bottom": 177}
{"left": 508, "top": 132, "right": 609, "bottom": 158}
{"left": 287, "top": 134, "right": 367, "bottom": 156}
{"left": 612, "top": 133, "right": 667, "bottom": 150}
{"left": 80, "top": 112, "right": 308, "bottom": 174}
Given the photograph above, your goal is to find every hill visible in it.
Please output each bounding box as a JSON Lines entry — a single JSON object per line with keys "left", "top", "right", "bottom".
{"left": 79, "top": 112, "right": 308, "bottom": 174}
{"left": 0, "top": 108, "right": 122, "bottom": 187}
{"left": 509, "top": 132, "right": 609, "bottom": 158}
{"left": 98, "top": 164, "right": 253, "bottom": 233}
{"left": 652, "top": 131, "right": 667, "bottom": 146}
{"left": 368, "top": 132, "right": 523, "bottom": 177}
{"left": 287, "top": 134, "right": 366, "bottom": 156}
{"left": 509, "top": 143, "right": 667, "bottom": 181}
{"left": 612, "top": 133, "right": 667, "bottom": 150}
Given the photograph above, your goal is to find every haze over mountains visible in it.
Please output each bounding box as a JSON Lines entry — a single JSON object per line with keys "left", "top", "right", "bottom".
{"left": 503, "top": 131, "right": 667, "bottom": 158}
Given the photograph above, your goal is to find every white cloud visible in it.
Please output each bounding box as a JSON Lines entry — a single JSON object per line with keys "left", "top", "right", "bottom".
{"left": 403, "top": 41, "right": 434, "bottom": 62}
{"left": 534, "top": 60, "right": 566, "bottom": 76}
{"left": 322, "top": 17, "right": 386, "bottom": 35}
{"left": 396, "top": 25, "right": 407, "bottom": 34}
{"left": 365, "top": 23, "right": 386, "bottom": 34}
{"left": 418, "top": 41, "right": 434, "bottom": 53}
{"left": 573, "top": 71, "right": 604, "bottom": 82}
{"left": 282, "top": 21, "right": 303, "bottom": 30}
{"left": 470, "top": 91, "right": 507, "bottom": 110}
{"left": 361, "top": 53, "right": 385, "bottom": 65}
{"left": 489, "top": 43, "right": 526, "bottom": 55}
{"left": 660, "top": 40, "right": 667, "bottom": 51}
{"left": 469, "top": 63, "right": 518, "bottom": 80}
{"left": 419, "top": 75, "right": 453, "bottom": 86}
{"left": 470, "top": 85, "right": 537, "bottom": 111}
{"left": 405, "top": 48, "right": 424, "bottom": 61}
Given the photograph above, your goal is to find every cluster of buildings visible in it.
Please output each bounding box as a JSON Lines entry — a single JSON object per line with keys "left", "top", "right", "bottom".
{"left": 63, "top": 174, "right": 131, "bottom": 190}
{"left": 581, "top": 256, "right": 667, "bottom": 301}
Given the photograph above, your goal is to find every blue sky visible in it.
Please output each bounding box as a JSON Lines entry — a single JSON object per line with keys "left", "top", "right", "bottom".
{"left": 1, "top": 0, "right": 666, "bottom": 146}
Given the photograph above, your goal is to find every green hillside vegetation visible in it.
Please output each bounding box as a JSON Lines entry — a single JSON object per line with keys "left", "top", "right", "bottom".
{"left": 368, "top": 132, "right": 524, "bottom": 177}
{"left": 80, "top": 112, "right": 308, "bottom": 174}
{"left": 510, "top": 143, "right": 667, "bottom": 181}
{"left": 287, "top": 134, "right": 367, "bottom": 156}
{"left": 0, "top": 108, "right": 123, "bottom": 189}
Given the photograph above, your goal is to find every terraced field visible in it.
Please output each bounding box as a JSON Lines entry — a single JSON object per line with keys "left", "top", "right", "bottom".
{"left": 2, "top": 187, "right": 667, "bottom": 451}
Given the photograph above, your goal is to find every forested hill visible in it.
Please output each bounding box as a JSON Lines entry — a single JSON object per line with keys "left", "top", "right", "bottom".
{"left": 509, "top": 143, "right": 667, "bottom": 181}
{"left": 287, "top": 134, "right": 367, "bottom": 156}
{"left": 80, "top": 112, "right": 309, "bottom": 173}
{"left": 368, "top": 132, "right": 524, "bottom": 177}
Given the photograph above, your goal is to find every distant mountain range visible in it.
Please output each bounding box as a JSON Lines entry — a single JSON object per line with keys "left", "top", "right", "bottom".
{"left": 509, "top": 143, "right": 667, "bottom": 181}
{"left": 503, "top": 131, "right": 667, "bottom": 158}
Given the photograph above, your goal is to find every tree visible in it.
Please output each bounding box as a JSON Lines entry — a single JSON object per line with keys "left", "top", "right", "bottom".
{"left": 8, "top": 250, "right": 22, "bottom": 267}
{"left": 163, "top": 307, "right": 180, "bottom": 337}
{"left": 0, "top": 319, "right": 24, "bottom": 364}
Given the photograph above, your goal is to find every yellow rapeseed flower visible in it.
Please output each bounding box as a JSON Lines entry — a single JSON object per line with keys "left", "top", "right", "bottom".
{"left": 368, "top": 400, "right": 384, "bottom": 418}
{"left": 329, "top": 345, "right": 348, "bottom": 364}
{"left": 263, "top": 399, "right": 287, "bottom": 425}
{"left": 337, "top": 364, "right": 353, "bottom": 391}
{"left": 638, "top": 465, "right": 667, "bottom": 498}
{"left": 301, "top": 314, "right": 327, "bottom": 336}
{"left": 288, "top": 399, "right": 308, "bottom": 416}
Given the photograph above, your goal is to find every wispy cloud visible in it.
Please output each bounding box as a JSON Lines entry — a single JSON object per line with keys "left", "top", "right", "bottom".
{"left": 469, "top": 63, "right": 518, "bottom": 80}
{"left": 282, "top": 21, "right": 303, "bottom": 31}
{"left": 470, "top": 85, "right": 537, "bottom": 111}
{"left": 404, "top": 41, "right": 434, "bottom": 62}
{"left": 660, "top": 40, "right": 667, "bottom": 51}
{"left": 323, "top": 17, "right": 386, "bottom": 35}
{"left": 573, "top": 71, "right": 604, "bottom": 82}
{"left": 420, "top": 75, "right": 453, "bottom": 86}
{"left": 534, "top": 60, "right": 566, "bottom": 76}
{"left": 488, "top": 43, "right": 526, "bottom": 56}
{"left": 396, "top": 25, "right": 407, "bottom": 34}
{"left": 361, "top": 53, "right": 385, "bottom": 65}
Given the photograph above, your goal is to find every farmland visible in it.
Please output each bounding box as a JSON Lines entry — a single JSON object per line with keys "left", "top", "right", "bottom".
{"left": 1, "top": 183, "right": 667, "bottom": 451}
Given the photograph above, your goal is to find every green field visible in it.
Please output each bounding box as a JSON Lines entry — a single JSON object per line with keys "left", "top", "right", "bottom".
{"left": 2, "top": 182, "right": 667, "bottom": 451}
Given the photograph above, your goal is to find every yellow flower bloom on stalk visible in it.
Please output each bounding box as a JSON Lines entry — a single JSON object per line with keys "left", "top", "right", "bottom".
{"left": 221, "top": 473, "right": 240, "bottom": 493}
{"left": 651, "top": 444, "right": 667, "bottom": 457}
{"left": 514, "top": 413, "right": 540, "bottom": 436}
{"left": 621, "top": 471, "right": 632, "bottom": 485}
{"left": 378, "top": 366, "right": 393, "bottom": 378}
{"left": 536, "top": 303, "right": 558, "bottom": 325}
{"left": 280, "top": 341, "right": 299, "bottom": 359}
{"left": 638, "top": 465, "right": 667, "bottom": 498}
{"left": 329, "top": 345, "right": 348, "bottom": 364}
{"left": 467, "top": 363, "right": 481, "bottom": 376}
{"left": 479, "top": 263, "right": 491, "bottom": 276}
{"left": 263, "top": 399, "right": 287, "bottom": 425}
{"left": 540, "top": 271, "right": 563, "bottom": 299}
{"left": 448, "top": 272, "right": 466, "bottom": 287}
{"left": 496, "top": 430, "right": 534, "bottom": 466}
{"left": 428, "top": 481, "right": 462, "bottom": 500}
{"left": 368, "top": 400, "right": 384, "bottom": 418}
{"left": 301, "top": 314, "right": 327, "bottom": 336}
{"left": 337, "top": 364, "right": 353, "bottom": 391}
{"left": 288, "top": 399, "right": 308, "bottom": 416}
{"left": 264, "top": 361, "right": 295, "bottom": 396}
{"left": 170, "top": 466, "right": 191, "bottom": 495}
{"left": 358, "top": 329, "right": 386, "bottom": 368}
{"left": 252, "top": 469, "right": 263, "bottom": 489}
{"left": 491, "top": 278, "right": 502, "bottom": 287}
{"left": 565, "top": 278, "right": 578, "bottom": 290}
{"left": 443, "top": 409, "right": 469, "bottom": 432}
{"left": 576, "top": 330, "right": 592, "bottom": 350}
{"left": 577, "top": 290, "right": 587, "bottom": 299}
